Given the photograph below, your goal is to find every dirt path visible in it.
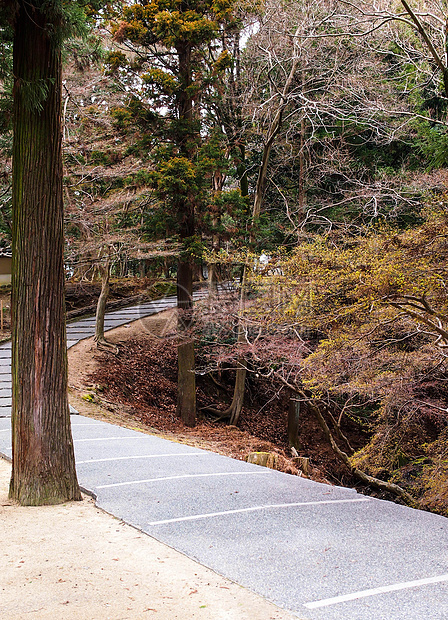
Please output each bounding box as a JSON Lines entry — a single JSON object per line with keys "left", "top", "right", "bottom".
{"left": 0, "top": 458, "right": 294, "bottom": 620}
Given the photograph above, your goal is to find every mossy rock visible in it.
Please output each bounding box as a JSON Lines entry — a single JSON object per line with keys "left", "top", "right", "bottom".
{"left": 246, "top": 452, "right": 278, "bottom": 469}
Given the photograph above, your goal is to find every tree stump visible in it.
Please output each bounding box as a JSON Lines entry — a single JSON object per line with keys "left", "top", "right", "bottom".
{"left": 246, "top": 452, "right": 278, "bottom": 469}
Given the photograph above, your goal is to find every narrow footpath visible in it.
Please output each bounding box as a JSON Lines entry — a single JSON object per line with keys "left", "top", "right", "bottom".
{"left": 0, "top": 291, "right": 447, "bottom": 620}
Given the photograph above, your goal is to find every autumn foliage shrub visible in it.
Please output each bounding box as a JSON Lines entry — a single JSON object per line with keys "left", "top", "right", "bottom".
{"left": 201, "top": 201, "right": 448, "bottom": 511}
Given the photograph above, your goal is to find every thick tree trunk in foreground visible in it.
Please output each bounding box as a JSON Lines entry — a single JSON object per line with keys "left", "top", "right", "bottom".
{"left": 9, "top": 2, "right": 81, "bottom": 505}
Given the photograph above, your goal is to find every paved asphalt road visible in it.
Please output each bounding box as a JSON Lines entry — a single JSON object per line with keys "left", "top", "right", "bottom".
{"left": 0, "top": 291, "right": 448, "bottom": 619}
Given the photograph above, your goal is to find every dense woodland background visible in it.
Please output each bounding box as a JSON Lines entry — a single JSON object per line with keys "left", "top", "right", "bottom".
{"left": 3, "top": 0, "right": 448, "bottom": 512}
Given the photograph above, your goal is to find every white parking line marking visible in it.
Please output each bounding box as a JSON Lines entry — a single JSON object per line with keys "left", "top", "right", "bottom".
{"left": 71, "top": 423, "right": 104, "bottom": 427}
{"left": 74, "top": 436, "right": 150, "bottom": 442}
{"left": 149, "top": 498, "right": 370, "bottom": 525}
{"left": 76, "top": 452, "right": 205, "bottom": 464}
{"left": 97, "top": 471, "right": 270, "bottom": 489}
{"left": 304, "top": 574, "right": 448, "bottom": 609}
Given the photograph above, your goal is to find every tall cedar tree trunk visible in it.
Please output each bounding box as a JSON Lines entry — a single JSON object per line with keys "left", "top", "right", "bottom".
{"left": 9, "top": 2, "right": 81, "bottom": 505}
{"left": 176, "top": 42, "right": 196, "bottom": 426}
{"left": 208, "top": 170, "right": 224, "bottom": 293}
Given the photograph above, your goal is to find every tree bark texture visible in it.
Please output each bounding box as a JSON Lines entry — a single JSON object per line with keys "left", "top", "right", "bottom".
{"left": 177, "top": 255, "right": 196, "bottom": 426}
{"left": 288, "top": 391, "right": 301, "bottom": 451}
{"left": 94, "top": 260, "right": 110, "bottom": 344}
{"left": 9, "top": 2, "right": 81, "bottom": 505}
{"left": 228, "top": 350, "right": 246, "bottom": 426}
{"left": 207, "top": 252, "right": 219, "bottom": 293}
{"left": 176, "top": 41, "right": 196, "bottom": 426}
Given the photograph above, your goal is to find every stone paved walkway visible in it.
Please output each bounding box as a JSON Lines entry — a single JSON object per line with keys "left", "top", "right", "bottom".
{"left": 0, "top": 289, "right": 210, "bottom": 418}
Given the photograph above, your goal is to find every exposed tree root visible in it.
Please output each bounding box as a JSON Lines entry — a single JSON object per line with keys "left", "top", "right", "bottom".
{"left": 271, "top": 373, "right": 414, "bottom": 504}
{"left": 94, "top": 336, "right": 119, "bottom": 354}
{"left": 208, "top": 373, "right": 231, "bottom": 393}
{"left": 303, "top": 392, "right": 416, "bottom": 506}
{"left": 200, "top": 364, "right": 246, "bottom": 423}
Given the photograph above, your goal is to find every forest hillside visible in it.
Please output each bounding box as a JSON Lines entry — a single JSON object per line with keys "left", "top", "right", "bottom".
{"left": 2, "top": 0, "right": 448, "bottom": 513}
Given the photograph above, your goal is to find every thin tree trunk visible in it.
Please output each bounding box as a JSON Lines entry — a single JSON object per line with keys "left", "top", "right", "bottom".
{"left": 208, "top": 223, "right": 220, "bottom": 294}
{"left": 252, "top": 24, "right": 302, "bottom": 222}
{"left": 298, "top": 67, "right": 306, "bottom": 221}
{"left": 225, "top": 27, "right": 303, "bottom": 426}
{"left": 238, "top": 144, "right": 249, "bottom": 198}
{"left": 400, "top": 0, "right": 448, "bottom": 97}
{"left": 206, "top": 266, "right": 248, "bottom": 425}
{"left": 193, "top": 259, "right": 204, "bottom": 282}
{"left": 307, "top": 394, "right": 415, "bottom": 505}
{"left": 177, "top": 257, "right": 196, "bottom": 426}
{"left": 207, "top": 255, "right": 219, "bottom": 294}
{"left": 164, "top": 226, "right": 171, "bottom": 278}
{"left": 94, "top": 260, "right": 111, "bottom": 346}
{"left": 274, "top": 374, "right": 415, "bottom": 503}
{"left": 298, "top": 118, "right": 306, "bottom": 220}
{"left": 9, "top": 1, "right": 81, "bottom": 505}
{"left": 164, "top": 257, "right": 171, "bottom": 279}
{"left": 288, "top": 391, "right": 301, "bottom": 451}
{"left": 228, "top": 348, "right": 247, "bottom": 425}
{"left": 208, "top": 170, "right": 224, "bottom": 294}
